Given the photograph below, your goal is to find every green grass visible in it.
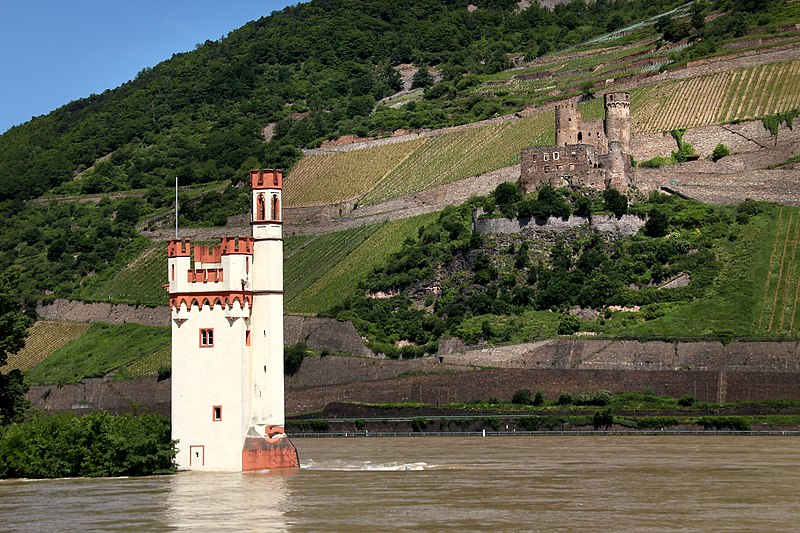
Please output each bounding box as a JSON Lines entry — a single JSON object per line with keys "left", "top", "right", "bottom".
{"left": 115, "top": 343, "right": 171, "bottom": 380}
{"left": 610, "top": 206, "right": 782, "bottom": 338}
{"left": 78, "top": 240, "right": 168, "bottom": 307}
{"left": 286, "top": 213, "right": 437, "bottom": 314}
{"left": 25, "top": 323, "right": 170, "bottom": 385}
{"left": 284, "top": 225, "right": 380, "bottom": 302}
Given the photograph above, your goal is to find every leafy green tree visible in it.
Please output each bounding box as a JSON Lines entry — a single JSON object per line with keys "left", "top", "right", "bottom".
{"left": 603, "top": 189, "right": 628, "bottom": 217}
{"left": 412, "top": 66, "right": 434, "bottom": 89}
{"left": 644, "top": 208, "right": 669, "bottom": 237}
{"left": 0, "top": 271, "right": 32, "bottom": 426}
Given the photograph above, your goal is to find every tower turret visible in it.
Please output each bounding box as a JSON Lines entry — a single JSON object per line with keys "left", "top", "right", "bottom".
{"left": 603, "top": 92, "right": 630, "bottom": 154}
{"left": 555, "top": 99, "right": 580, "bottom": 146}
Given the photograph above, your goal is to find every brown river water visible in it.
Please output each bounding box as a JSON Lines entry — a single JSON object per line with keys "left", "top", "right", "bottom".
{"left": 1, "top": 436, "right": 798, "bottom": 532}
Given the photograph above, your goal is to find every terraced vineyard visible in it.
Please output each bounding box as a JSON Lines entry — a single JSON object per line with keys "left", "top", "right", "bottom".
{"left": 286, "top": 213, "right": 437, "bottom": 314}
{"left": 755, "top": 207, "right": 800, "bottom": 336}
{"left": 24, "top": 323, "right": 171, "bottom": 385}
{"left": 0, "top": 321, "right": 90, "bottom": 372}
{"left": 284, "top": 225, "right": 380, "bottom": 302}
{"left": 115, "top": 342, "right": 171, "bottom": 380}
{"left": 361, "top": 113, "right": 553, "bottom": 204}
{"left": 286, "top": 113, "right": 553, "bottom": 208}
{"left": 284, "top": 138, "right": 425, "bottom": 207}
{"left": 80, "top": 242, "right": 168, "bottom": 306}
{"left": 632, "top": 60, "right": 800, "bottom": 132}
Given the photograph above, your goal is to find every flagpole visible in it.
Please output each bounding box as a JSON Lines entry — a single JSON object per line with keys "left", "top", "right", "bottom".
{"left": 175, "top": 176, "right": 179, "bottom": 240}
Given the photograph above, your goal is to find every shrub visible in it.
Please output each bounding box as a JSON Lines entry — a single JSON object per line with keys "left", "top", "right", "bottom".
{"left": 512, "top": 388, "right": 533, "bottom": 405}
{"left": 677, "top": 395, "right": 696, "bottom": 407}
{"left": 411, "top": 417, "right": 429, "bottom": 432}
{"left": 711, "top": 143, "right": 730, "bottom": 162}
{"left": 575, "top": 390, "right": 613, "bottom": 406}
{"left": 557, "top": 392, "right": 573, "bottom": 405}
{"left": 557, "top": 315, "right": 580, "bottom": 335}
{"left": 533, "top": 390, "right": 545, "bottom": 406}
{"left": 592, "top": 408, "right": 614, "bottom": 429}
{"left": 284, "top": 341, "right": 309, "bottom": 376}
{"left": 644, "top": 208, "right": 669, "bottom": 237}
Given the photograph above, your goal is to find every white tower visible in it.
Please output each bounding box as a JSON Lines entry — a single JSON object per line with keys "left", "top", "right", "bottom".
{"left": 168, "top": 169, "right": 298, "bottom": 471}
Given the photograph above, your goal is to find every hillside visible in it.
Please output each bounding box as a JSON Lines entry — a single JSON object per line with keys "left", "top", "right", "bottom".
{"left": 2, "top": 0, "right": 800, "bottom": 390}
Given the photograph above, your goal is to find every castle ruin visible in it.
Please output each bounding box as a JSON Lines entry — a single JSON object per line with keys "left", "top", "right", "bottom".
{"left": 520, "top": 92, "right": 634, "bottom": 194}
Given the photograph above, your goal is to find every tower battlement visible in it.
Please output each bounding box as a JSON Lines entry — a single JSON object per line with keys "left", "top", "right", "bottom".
{"left": 251, "top": 168, "right": 282, "bottom": 190}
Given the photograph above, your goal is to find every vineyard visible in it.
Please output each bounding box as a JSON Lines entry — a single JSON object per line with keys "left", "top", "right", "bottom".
{"left": 1, "top": 321, "right": 90, "bottom": 372}
{"left": 286, "top": 213, "right": 437, "bottom": 314}
{"left": 284, "top": 113, "right": 553, "bottom": 208}
{"left": 115, "top": 342, "right": 171, "bottom": 380}
{"left": 80, "top": 242, "right": 169, "bottom": 307}
{"left": 283, "top": 139, "right": 425, "bottom": 207}
{"left": 755, "top": 206, "right": 800, "bottom": 336}
{"left": 632, "top": 60, "right": 800, "bottom": 132}
{"left": 284, "top": 224, "right": 380, "bottom": 302}
{"left": 24, "top": 323, "right": 171, "bottom": 385}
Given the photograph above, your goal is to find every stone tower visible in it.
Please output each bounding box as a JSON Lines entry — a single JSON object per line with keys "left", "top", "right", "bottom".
{"left": 168, "top": 169, "right": 298, "bottom": 472}
{"left": 555, "top": 100, "right": 580, "bottom": 147}
{"left": 603, "top": 92, "right": 631, "bottom": 154}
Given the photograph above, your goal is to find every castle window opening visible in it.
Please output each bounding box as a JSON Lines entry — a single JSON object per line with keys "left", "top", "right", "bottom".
{"left": 553, "top": 152, "right": 560, "bottom": 161}
{"left": 257, "top": 193, "right": 266, "bottom": 221}
{"left": 569, "top": 163, "right": 575, "bottom": 170}
{"left": 544, "top": 165, "right": 549, "bottom": 173}
{"left": 271, "top": 194, "right": 280, "bottom": 221}
{"left": 212, "top": 405, "right": 222, "bottom": 421}
{"left": 200, "top": 328, "right": 214, "bottom": 347}
{"left": 246, "top": 330, "right": 251, "bottom": 347}
{"left": 577, "top": 132, "right": 583, "bottom": 142}
{"left": 543, "top": 152, "right": 549, "bottom": 161}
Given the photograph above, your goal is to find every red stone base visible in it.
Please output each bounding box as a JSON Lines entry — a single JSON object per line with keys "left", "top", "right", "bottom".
{"left": 242, "top": 433, "right": 299, "bottom": 471}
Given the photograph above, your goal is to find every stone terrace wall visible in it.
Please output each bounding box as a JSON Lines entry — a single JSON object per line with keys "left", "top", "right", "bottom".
{"left": 37, "top": 299, "right": 371, "bottom": 355}
{"left": 439, "top": 338, "right": 800, "bottom": 373}
{"left": 475, "top": 214, "right": 645, "bottom": 237}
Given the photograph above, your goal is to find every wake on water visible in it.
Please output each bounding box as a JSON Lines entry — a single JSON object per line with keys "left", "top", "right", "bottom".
{"left": 301, "top": 459, "right": 431, "bottom": 471}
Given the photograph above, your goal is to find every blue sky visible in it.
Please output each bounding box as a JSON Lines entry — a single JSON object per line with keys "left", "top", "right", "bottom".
{"left": 0, "top": 1, "right": 296, "bottom": 134}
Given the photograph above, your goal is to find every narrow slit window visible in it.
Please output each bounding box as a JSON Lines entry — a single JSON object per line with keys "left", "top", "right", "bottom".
{"left": 212, "top": 405, "right": 222, "bottom": 421}
{"left": 246, "top": 330, "right": 251, "bottom": 347}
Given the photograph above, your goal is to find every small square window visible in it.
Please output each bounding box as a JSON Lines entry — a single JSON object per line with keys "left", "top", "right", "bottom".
{"left": 543, "top": 153, "right": 549, "bottom": 161}
{"left": 212, "top": 405, "right": 222, "bottom": 421}
{"left": 200, "top": 328, "right": 214, "bottom": 347}
{"left": 553, "top": 152, "right": 560, "bottom": 161}
{"left": 544, "top": 165, "right": 549, "bottom": 173}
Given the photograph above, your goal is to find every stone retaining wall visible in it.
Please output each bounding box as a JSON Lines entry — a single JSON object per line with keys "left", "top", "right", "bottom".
{"left": 474, "top": 214, "right": 645, "bottom": 237}
{"left": 36, "top": 299, "right": 371, "bottom": 355}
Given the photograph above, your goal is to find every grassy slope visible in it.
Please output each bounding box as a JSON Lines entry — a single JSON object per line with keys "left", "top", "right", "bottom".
{"left": 618, "top": 206, "right": 782, "bottom": 338}
{"left": 25, "top": 323, "right": 170, "bottom": 385}
{"left": 286, "top": 213, "right": 438, "bottom": 314}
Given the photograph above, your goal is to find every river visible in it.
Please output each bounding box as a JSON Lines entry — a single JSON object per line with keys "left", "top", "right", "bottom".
{"left": 1, "top": 436, "right": 798, "bottom": 531}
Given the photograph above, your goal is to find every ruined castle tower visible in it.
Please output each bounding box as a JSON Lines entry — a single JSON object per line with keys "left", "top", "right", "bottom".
{"left": 603, "top": 92, "right": 631, "bottom": 154}
{"left": 555, "top": 100, "right": 580, "bottom": 147}
{"left": 168, "top": 169, "right": 298, "bottom": 472}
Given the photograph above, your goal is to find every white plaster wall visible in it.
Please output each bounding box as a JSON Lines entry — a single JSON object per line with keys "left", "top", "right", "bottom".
{"left": 172, "top": 303, "right": 248, "bottom": 471}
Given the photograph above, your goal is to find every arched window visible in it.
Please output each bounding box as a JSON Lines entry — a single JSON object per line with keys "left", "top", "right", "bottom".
{"left": 257, "top": 193, "right": 266, "bottom": 221}
{"left": 577, "top": 132, "right": 583, "bottom": 142}
{"left": 271, "top": 194, "right": 280, "bottom": 221}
